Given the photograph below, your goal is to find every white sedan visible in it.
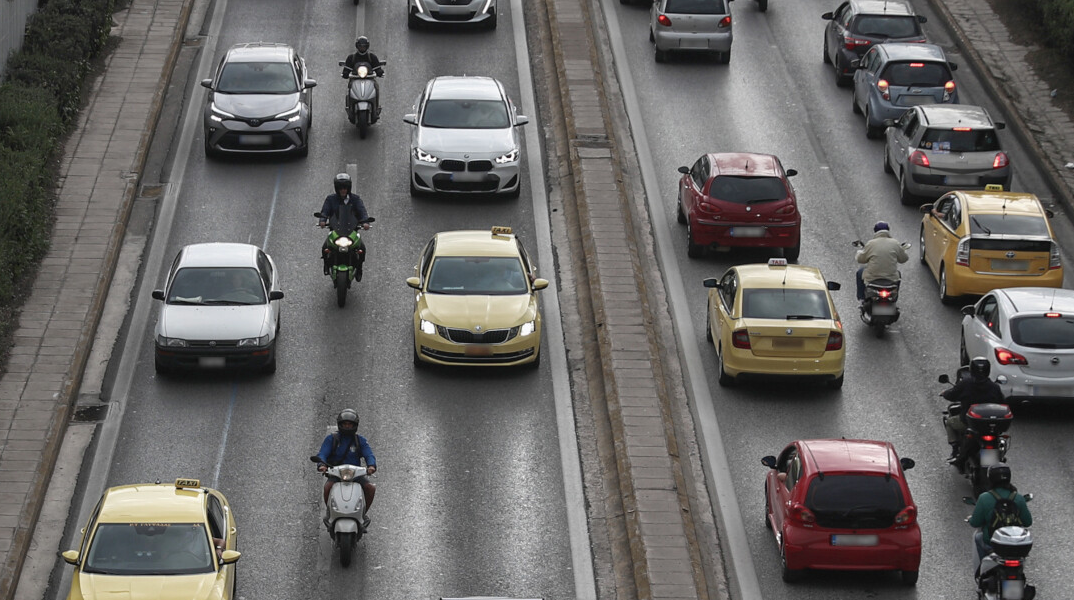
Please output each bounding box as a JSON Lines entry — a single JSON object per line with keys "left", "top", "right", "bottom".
{"left": 960, "top": 287, "right": 1074, "bottom": 403}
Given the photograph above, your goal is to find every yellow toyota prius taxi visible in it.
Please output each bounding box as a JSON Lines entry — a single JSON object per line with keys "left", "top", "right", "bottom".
{"left": 62, "top": 479, "right": 239, "bottom": 600}
{"left": 919, "top": 185, "right": 1063, "bottom": 302}
{"left": 407, "top": 227, "right": 549, "bottom": 367}
{"left": 703, "top": 258, "right": 845, "bottom": 389}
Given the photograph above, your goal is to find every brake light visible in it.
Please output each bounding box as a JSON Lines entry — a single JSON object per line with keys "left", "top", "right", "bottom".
{"left": 877, "top": 79, "right": 890, "bottom": 100}
{"left": 1003, "top": 560, "right": 1022, "bottom": 568}
{"left": 825, "top": 331, "right": 843, "bottom": 351}
{"left": 943, "top": 80, "right": 955, "bottom": 102}
{"left": 953, "top": 127, "right": 972, "bottom": 131}
{"left": 993, "top": 152, "right": 1009, "bottom": 169}
{"left": 981, "top": 434, "right": 996, "bottom": 442}
{"left": 697, "top": 201, "right": 722, "bottom": 215}
{"left": 878, "top": 289, "right": 891, "bottom": 299}
{"left": 909, "top": 151, "right": 930, "bottom": 167}
{"left": 909, "top": 62, "right": 924, "bottom": 67}
{"left": 658, "top": 14, "right": 672, "bottom": 26}
{"left": 1050, "top": 242, "right": 1061, "bottom": 269}
{"left": 1046, "top": 312, "right": 1062, "bottom": 318}
{"left": 844, "top": 35, "right": 869, "bottom": 50}
{"left": 894, "top": 505, "right": 917, "bottom": 525}
{"left": 774, "top": 204, "right": 797, "bottom": 216}
{"left": 718, "top": 15, "right": 731, "bottom": 28}
{"left": 791, "top": 503, "right": 816, "bottom": 524}
{"left": 955, "top": 237, "right": 970, "bottom": 266}
{"left": 995, "top": 347, "right": 1028, "bottom": 365}
{"left": 732, "top": 329, "right": 751, "bottom": 349}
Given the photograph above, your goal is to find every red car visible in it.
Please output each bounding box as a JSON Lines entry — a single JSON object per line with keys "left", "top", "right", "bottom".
{"left": 676, "top": 152, "right": 801, "bottom": 261}
{"left": 761, "top": 439, "right": 921, "bottom": 585}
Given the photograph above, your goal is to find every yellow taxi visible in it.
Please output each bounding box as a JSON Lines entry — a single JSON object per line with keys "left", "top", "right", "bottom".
{"left": 62, "top": 478, "right": 239, "bottom": 600}
{"left": 919, "top": 186, "right": 1063, "bottom": 302}
{"left": 407, "top": 226, "right": 548, "bottom": 367}
{"left": 703, "top": 258, "right": 845, "bottom": 389}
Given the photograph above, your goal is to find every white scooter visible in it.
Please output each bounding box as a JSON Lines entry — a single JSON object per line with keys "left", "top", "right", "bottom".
{"left": 310, "top": 456, "right": 368, "bottom": 567}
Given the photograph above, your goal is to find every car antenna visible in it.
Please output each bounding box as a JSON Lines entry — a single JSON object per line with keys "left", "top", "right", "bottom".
{"left": 1049, "top": 289, "right": 1057, "bottom": 312}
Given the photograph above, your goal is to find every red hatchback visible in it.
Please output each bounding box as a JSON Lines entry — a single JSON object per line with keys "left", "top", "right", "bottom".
{"left": 676, "top": 152, "right": 801, "bottom": 261}
{"left": 761, "top": 439, "right": 921, "bottom": 585}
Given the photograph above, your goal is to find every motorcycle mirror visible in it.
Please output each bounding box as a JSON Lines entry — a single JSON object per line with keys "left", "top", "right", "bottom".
{"left": 309, "top": 455, "right": 322, "bottom": 463}
{"left": 364, "top": 217, "right": 376, "bottom": 223}
{"left": 314, "top": 212, "right": 325, "bottom": 219}
{"left": 1024, "top": 493, "right": 1033, "bottom": 502}
{"left": 901, "top": 242, "right": 911, "bottom": 249}
{"left": 882, "top": 118, "right": 895, "bottom": 128}
{"left": 851, "top": 240, "right": 863, "bottom": 247}
{"left": 821, "top": 11, "right": 834, "bottom": 19}
{"left": 938, "top": 374, "right": 951, "bottom": 384}
{"left": 338, "top": 61, "right": 346, "bottom": 66}
{"left": 761, "top": 455, "right": 777, "bottom": 468}
{"left": 962, "top": 496, "right": 976, "bottom": 505}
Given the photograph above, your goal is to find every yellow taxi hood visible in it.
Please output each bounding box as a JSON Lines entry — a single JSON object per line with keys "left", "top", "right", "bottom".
{"left": 423, "top": 294, "right": 533, "bottom": 327}
{"left": 75, "top": 573, "right": 218, "bottom": 600}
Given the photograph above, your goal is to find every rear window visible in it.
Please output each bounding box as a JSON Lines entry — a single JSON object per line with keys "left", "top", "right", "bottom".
{"left": 852, "top": 15, "right": 922, "bottom": 38}
{"left": 805, "top": 475, "right": 906, "bottom": 529}
{"left": 968, "top": 214, "right": 1050, "bottom": 236}
{"left": 741, "top": 289, "right": 832, "bottom": 320}
{"left": 880, "top": 61, "right": 951, "bottom": 87}
{"left": 920, "top": 128, "right": 1000, "bottom": 152}
{"left": 707, "top": 175, "right": 788, "bottom": 204}
{"left": 1010, "top": 315, "right": 1074, "bottom": 349}
{"left": 664, "top": 0, "right": 727, "bottom": 14}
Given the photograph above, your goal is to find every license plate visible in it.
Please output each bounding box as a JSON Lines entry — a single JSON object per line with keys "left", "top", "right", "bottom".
{"left": 772, "top": 338, "right": 803, "bottom": 349}
{"left": 464, "top": 345, "right": 493, "bottom": 357}
{"left": 730, "top": 227, "right": 765, "bottom": 238}
{"left": 898, "top": 95, "right": 936, "bottom": 106}
{"left": 238, "top": 135, "right": 271, "bottom": 146}
{"left": 679, "top": 37, "right": 709, "bottom": 49}
{"left": 1029, "top": 384, "right": 1074, "bottom": 397}
{"left": 990, "top": 259, "right": 1029, "bottom": 271}
{"left": 830, "top": 534, "right": 878, "bottom": 547}
{"left": 872, "top": 303, "right": 897, "bottom": 316}
{"left": 1001, "top": 579, "right": 1025, "bottom": 599}
{"left": 980, "top": 448, "right": 1000, "bottom": 466}
{"left": 944, "top": 175, "right": 977, "bottom": 186}
{"left": 199, "top": 357, "right": 226, "bottom": 368}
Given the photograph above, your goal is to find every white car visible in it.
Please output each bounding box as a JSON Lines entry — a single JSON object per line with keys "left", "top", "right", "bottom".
{"left": 152, "top": 243, "right": 283, "bottom": 375}
{"left": 960, "top": 287, "right": 1074, "bottom": 403}
{"left": 404, "top": 76, "right": 528, "bottom": 198}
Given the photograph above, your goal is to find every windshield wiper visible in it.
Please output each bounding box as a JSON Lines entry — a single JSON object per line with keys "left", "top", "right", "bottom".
{"left": 785, "top": 315, "right": 818, "bottom": 320}
{"left": 201, "top": 300, "right": 256, "bottom": 305}
{"left": 745, "top": 198, "right": 781, "bottom": 205}
{"left": 81, "top": 567, "right": 125, "bottom": 575}
{"left": 971, "top": 216, "right": 992, "bottom": 235}
{"left": 168, "top": 299, "right": 204, "bottom": 305}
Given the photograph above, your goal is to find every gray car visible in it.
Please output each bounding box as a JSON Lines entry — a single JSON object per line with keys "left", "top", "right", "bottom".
{"left": 650, "top": 0, "right": 733, "bottom": 64}
{"left": 407, "top": 0, "right": 498, "bottom": 29}
{"left": 883, "top": 104, "right": 1011, "bottom": 204}
{"left": 404, "top": 76, "right": 528, "bottom": 198}
{"left": 201, "top": 43, "right": 316, "bottom": 158}
{"left": 822, "top": 0, "right": 928, "bottom": 86}
{"left": 852, "top": 43, "right": 958, "bottom": 139}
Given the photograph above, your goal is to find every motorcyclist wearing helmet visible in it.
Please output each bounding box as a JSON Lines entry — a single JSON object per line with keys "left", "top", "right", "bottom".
{"left": 855, "top": 221, "right": 909, "bottom": 302}
{"left": 968, "top": 465, "right": 1032, "bottom": 562}
{"left": 319, "top": 173, "right": 370, "bottom": 279}
{"left": 943, "top": 357, "right": 1007, "bottom": 467}
{"left": 315, "top": 408, "right": 377, "bottom": 529}
{"left": 344, "top": 36, "right": 384, "bottom": 77}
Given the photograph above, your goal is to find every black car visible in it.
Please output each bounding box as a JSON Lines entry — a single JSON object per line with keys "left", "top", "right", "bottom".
{"left": 822, "top": 0, "right": 928, "bottom": 87}
{"left": 201, "top": 43, "right": 316, "bottom": 158}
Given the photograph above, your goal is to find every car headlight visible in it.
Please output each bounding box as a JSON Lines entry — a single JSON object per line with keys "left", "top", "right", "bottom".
{"left": 209, "top": 103, "right": 234, "bottom": 122}
{"left": 419, "top": 319, "right": 437, "bottom": 335}
{"left": 275, "top": 105, "right": 301, "bottom": 122}
{"left": 157, "top": 335, "right": 188, "bottom": 348}
{"left": 334, "top": 237, "right": 353, "bottom": 249}
{"left": 494, "top": 148, "right": 519, "bottom": 164}
{"left": 519, "top": 321, "right": 536, "bottom": 336}
{"left": 415, "top": 148, "right": 438, "bottom": 163}
{"left": 237, "top": 335, "right": 269, "bottom": 347}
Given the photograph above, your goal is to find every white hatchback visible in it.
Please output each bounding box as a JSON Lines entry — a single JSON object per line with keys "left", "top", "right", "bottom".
{"left": 960, "top": 287, "right": 1074, "bottom": 403}
{"left": 650, "top": 0, "right": 733, "bottom": 64}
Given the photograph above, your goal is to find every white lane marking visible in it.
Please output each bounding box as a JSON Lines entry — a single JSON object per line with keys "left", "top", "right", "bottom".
{"left": 511, "top": 0, "right": 597, "bottom": 598}
{"left": 599, "top": 1, "right": 763, "bottom": 599}
{"left": 211, "top": 384, "right": 238, "bottom": 488}
{"left": 263, "top": 168, "right": 282, "bottom": 248}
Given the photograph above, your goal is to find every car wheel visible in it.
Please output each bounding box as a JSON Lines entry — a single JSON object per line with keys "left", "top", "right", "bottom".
{"left": 763, "top": 482, "right": 772, "bottom": 529}
{"left": 504, "top": 184, "right": 521, "bottom": 200}
{"left": 918, "top": 226, "right": 927, "bottom": 265}
{"left": 408, "top": 11, "right": 420, "bottom": 29}
{"left": 410, "top": 176, "right": 425, "bottom": 198}
{"left": 296, "top": 142, "right": 309, "bottom": 158}
{"left": 883, "top": 145, "right": 894, "bottom": 174}
{"left": 960, "top": 336, "right": 970, "bottom": 366}
{"left": 527, "top": 348, "right": 541, "bottom": 370}
{"left": 864, "top": 107, "right": 882, "bottom": 139}
{"left": 705, "top": 301, "right": 713, "bottom": 342}
{"left": 899, "top": 171, "right": 917, "bottom": 206}
{"left": 262, "top": 352, "right": 277, "bottom": 375}
{"left": 413, "top": 338, "right": 423, "bottom": 368}
{"left": 822, "top": 38, "right": 831, "bottom": 64}
{"left": 901, "top": 570, "right": 919, "bottom": 586}
{"left": 487, "top": 11, "right": 497, "bottom": 30}
{"left": 783, "top": 242, "right": 800, "bottom": 263}
{"left": 154, "top": 357, "right": 172, "bottom": 377}
{"left": 203, "top": 138, "right": 218, "bottom": 159}
{"left": 717, "top": 345, "right": 735, "bottom": 387}
{"left": 781, "top": 541, "right": 804, "bottom": 583}
{"left": 686, "top": 223, "right": 704, "bottom": 258}
{"left": 654, "top": 47, "right": 666, "bottom": 63}
{"left": 851, "top": 91, "right": 862, "bottom": 115}
{"left": 757, "top": 0, "right": 768, "bottom": 12}
{"left": 676, "top": 192, "right": 687, "bottom": 224}
{"left": 650, "top": 28, "right": 655, "bottom": 43}
{"left": 939, "top": 264, "right": 954, "bottom": 305}
{"left": 834, "top": 56, "right": 852, "bottom": 87}
{"left": 826, "top": 374, "right": 844, "bottom": 389}
{"left": 719, "top": 49, "right": 731, "bottom": 64}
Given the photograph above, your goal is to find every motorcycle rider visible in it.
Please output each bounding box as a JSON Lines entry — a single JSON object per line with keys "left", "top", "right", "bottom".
{"left": 855, "top": 221, "right": 909, "bottom": 302}
{"left": 319, "top": 173, "right": 370, "bottom": 281}
{"left": 943, "top": 357, "right": 1006, "bottom": 467}
{"left": 968, "top": 465, "right": 1032, "bottom": 562}
{"left": 314, "top": 408, "right": 377, "bottom": 529}
{"left": 342, "top": 36, "right": 384, "bottom": 122}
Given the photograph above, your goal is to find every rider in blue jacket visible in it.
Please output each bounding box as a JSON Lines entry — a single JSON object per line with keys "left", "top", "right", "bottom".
{"left": 315, "top": 408, "right": 377, "bottom": 528}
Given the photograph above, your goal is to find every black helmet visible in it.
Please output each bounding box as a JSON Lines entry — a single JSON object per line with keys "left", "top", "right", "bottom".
{"left": 337, "top": 408, "right": 359, "bottom": 435}
{"left": 969, "top": 356, "right": 991, "bottom": 380}
{"left": 988, "top": 464, "right": 1012, "bottom": 488}
{"left": 355, "top": 36, "right": 370, "bottom": 53}
{"left": 333, "top": 172, "right": 352, "bottom": 194}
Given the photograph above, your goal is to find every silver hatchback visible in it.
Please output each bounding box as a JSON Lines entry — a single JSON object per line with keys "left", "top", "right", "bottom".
{"left": 650, "top": 0, "right": 733, "bottom": 64}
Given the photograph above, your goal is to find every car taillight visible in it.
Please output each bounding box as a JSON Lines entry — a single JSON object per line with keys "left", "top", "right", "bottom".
{"left": 894, "top": 505, "right": 917, "bottom": 525}
{"left": 732, "top": 329, "right": 751, "bottom": 349}
{"left": 1003, "top": 560, "right": 1022, "bottom": 568}
{"left": 943, "top": 80, "right": 955, "bottom": 101}
{"left": 955, "top": 236, "right": 970, "bottom": 266}
{"left": 1050, "top": 242, "right": 1062, "bottom": 269}
{"left": 993, "top": 152, "right": 1009, "bottom": 168}
{"left": 658, "top": 14, "right": 672, "bottom": 26}
{"left": 825, "top": 331, "right": 843, "bottom": 351}
{"left": 909, "top": 150, "right": 930, "bottom": 167}
{"left": 843, "top": 35, "right": 869, "bottom": 50}
{"left": 697, "top": 201, "right": 721, "bottom": 215}
{"left": 718, "top": 15, "right": 731, "bottom": 28}
{"left": 995, "top": 347, "right": 1028, "bottom": 365}
{"left": 791, "top": 503, "right": 816, "bottom": 524}
{"left": 877, "top": 79, "right": 890, "bottom": 100}
{"left": 774, "top": 204, "right": 797, "bottom": 216}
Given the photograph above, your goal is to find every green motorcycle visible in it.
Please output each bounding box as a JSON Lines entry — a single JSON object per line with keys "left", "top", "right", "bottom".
{"left": 315, "top": 211, "right": 374, "bottom": 307}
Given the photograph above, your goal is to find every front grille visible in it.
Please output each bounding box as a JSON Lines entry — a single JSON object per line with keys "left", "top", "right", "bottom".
{"left": 432, "top": 174, "right": 500, "bottom": 192}
{"left": 433, "top": 0, "right": 471, "bottom": 4}
{"left": 468, "top": 160, "right": 493, "bottom": 172}
{"left": 187, "top": 340, "right": 240, "bottom": 348}
{"left": 431, "top": 11, "right": 477, "bottom": 20}
{"left": 421, "top": 346, "right": 535, "bottom": 364}
{"left": 443, "top": 327, "right": 516, "bottom": 344}
{"left": 440, "top": 159, "right": 466, "bottom": 171}
{"left": 218, "top": 132, "right": 293, "bottom": 151}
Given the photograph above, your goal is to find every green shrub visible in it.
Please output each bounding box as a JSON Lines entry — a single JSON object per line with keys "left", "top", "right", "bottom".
{"left": 1037, "top": 0, "right": 1074, "bottom": 63}
{"left": 0, "top": 147, "right": 52, "bottom": 304}
{"left": 5, "top": 51, "right": 84, "bottom": 124}
{"left": 0, "top": 83, "right": 62, "bottom": 155}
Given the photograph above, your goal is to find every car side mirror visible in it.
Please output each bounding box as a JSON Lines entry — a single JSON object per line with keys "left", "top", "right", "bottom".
{"left": 532, "top": 278, "right": 549, "bottom": 291}
{"left": 883, "top": 118, "right": 895, "bottom": 128}
{"left": 995, "top": 122, "right": 1006, "bottom": 130}
{"left": 406, "top": 277, "right": 421, "bottom": 290}
{"left": 827, "top": 281, "right": 841, "bottom": 291}
{"left": 152, "top": 290, "right": 164, "bottom": 300}
{"left": 950, "top": 62, "right": 958, "bottom": 71}
{"left": 938, "top": 373, "right": 951, "bottom": 384}
{"left": 677, "top": 166, "right": 690, "bottom": 174}
{"left": 515, "top": 115, "right": 529, "bottom": 127}
{"left": 785, "top": 169, "right": 797, "bottom": 177}
{"left": 1045, "top": 209, "right": 1055, "bottom": 218}
{"left": 961, "top": 305, "right": 974, "bottom": 316}
{"left": 917, "top": 15, "right": 927, "bottom": 22}
{"left": 200, "top": 79, "right": 213, "bottom": 89}
{"left": 702, "top": 277, "right": 720, "bottom": 289}
{"left": 403, "top": 114, "right": 417, "bottom": 125}
{"left": 269, "top": 291, "right": 284, "bottom": 301}
{"left": 821, "top": 11, "right": 834, "bottom": 19}
{"left": 900, "top": 457, "right": 915, "bottom": 471}
{"left": 220, "top": 550, "right": 241, "bottom": 564}
{"left": 919, "top": 203, "right": 934, "bottom": 213}
{"left": 761, "top": 455, "right": 777, "bottom": 468}
{"left": 304, "top": 79, "right": 317, "bottom": 89}
{"left": 850, "top": 58, "right": 860, "bottom": 69}
{"left": 61, "top": 550, "right": 79, "bottom": 565}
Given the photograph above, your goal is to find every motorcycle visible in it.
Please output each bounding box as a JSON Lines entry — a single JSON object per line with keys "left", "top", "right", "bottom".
{"left": 963, "top": 496, "right": 1036, "bottom": 600}
{"left": 309, "top": 456, "right": 368, "bottom": 567}
{"left": 940, "top": 368, "right": 1013, "bottom": 496}
{"left": 315, "top": 211, "right": 374, "bottom": 308}
{"left": 852, "top": 239, "right": 911, "bottom": 337}
{"left": 338, "top": 60, "right": 385, "bottom": 139}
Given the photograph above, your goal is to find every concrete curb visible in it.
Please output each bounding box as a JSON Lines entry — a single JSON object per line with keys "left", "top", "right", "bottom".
{"left": 0, "top": 1, "right": 195, "bottom": 598}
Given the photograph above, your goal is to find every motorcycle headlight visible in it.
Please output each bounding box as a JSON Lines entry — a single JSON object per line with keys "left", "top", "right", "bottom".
{"left": 357, "top": 65, "right": 369, "bottom": 78}
{"left": 237, "top": 335, "right": 269, "bottom": 347}
{"left": 339, "top": 466, "right": 356, "bottom": 482}
{"left": 274, "top": 105, "right": 301, "bottom": 122}
{"left": 419, "top": 319, "right": 437, "bottom": 335}
{"left": 334, "top": 237, "right": 353, "bottom": 249}
{"left": 157, "top": 335, "right": 188, "bottom": 348}
{"left": 415, "top": 148, "right": 438, "bottom": 163}
{"left": 519, "top": 321, "right": 535, "bottom": 336}
{"left": 209, "top": 103, "right": 234, "bottom": 122}
{"left": 494, "top": 148, "right": 519, "bottom": 164}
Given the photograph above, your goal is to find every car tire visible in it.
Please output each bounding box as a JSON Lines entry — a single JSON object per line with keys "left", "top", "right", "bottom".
{"left": 919, "top": 226, "right": 927, "bottom": 265}
{"left": 262, "top": 352, "right": 277, "bottom": 375}
{"left": 717, "top": 345, "right": 735, "bottom": 387}
{"left": 655, "top": 47, "right": 666, "bottom": 63}
{"left": 899, "top": 171, "right": 917, "bottom": 205}
{"left": 527, "top": 348, "right": 541, "bottom": 370}
{"left": 826, "top": 374, "right": 844, "bottom": 390}
{"left": 757, "top": 0, "right": 768, "bottom": 12}
{"left": 834, "top": 56, "right": 852, "bottom": 87}
{"left": 781, "top": 541, "right": 804, "bottom": 583}
{"left": 487, "top": 11, "right": 497, "bottom": 30}
{"left": 883, "top": 146, "right": 894, "bottom": 174}
{"left": 705, "top": 302, "right": 713, "bottom": 342}
{"left": 686, "top": 223, "right": 704, "bottom": 258}
{"left": 410, "top": 177, "right": 426, "bottom": 198}
{"left": 296, "top": 142, "right": 309, "bottom": 158}
{"left": 783, "top": 242, "right": 800, "bottom": 263}
{"left": 676, "top": 192, "right": 688, "bottom": 224}
{"left": 719, "top": 49, "right": 731, "bottom": 65}
{"left": 504, "top": 184, "right": 521, "bottom": 200}
{"left": 852, "top": 92, "right": 862, "bottom": 115}
{"left": 822, "top": 38, "right": 831, "bottom": 64}
{"left": 764, "top": 483, "right": 772, "bottom": 529}
{"left": 650, "top": 28, "right": 655, "bottom": 43}
{"left": 864, "top": 107, "right": 882, "bottom": 139}
{"left": 154, "top": 357, "right": 172, "bottom": 377}
{"left": 901, "top": 570, "right": 919, "bottom": 586}
{"left": 203, "top": 138, "right": 218, "bottom": 159}
{"left": 413, "top": 339, "right": 423, "bottom": 368}
{"left": 408, "top": 11, "right": 420, "bottom": 29}
{"left": 939, "top": 264, "right": 954, "bottom": 305}
{"left": 338, "top": 532, "right": 355, "bottom": 567}
{"left": 960, "top": 336, "right": 970, "bottom": 366}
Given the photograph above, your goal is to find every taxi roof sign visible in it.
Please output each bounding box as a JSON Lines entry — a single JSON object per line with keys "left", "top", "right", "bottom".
{"left": 491, "top": 226, "right": 513, "bottom": 236}
{"left": 985, "top": 184, "right": 1004, "bottom": 191}
{"left": 768, "top": 258, "right": 788, "bottom": 267}
{"left": 175, "top": 478, "right": 201, "bottom": 489}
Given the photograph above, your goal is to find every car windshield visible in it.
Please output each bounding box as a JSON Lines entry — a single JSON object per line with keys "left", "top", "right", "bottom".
{"left": 968, "top": 214, "right": 1050, "bottom": 236}
{"left": 426, "top": 257, "right": 528, "bottom": 295}
{"left": 216, "top": 61, "right": 298, "bottom": 94}
{"left": 853, "top": 15, "right": 922, "bottom": 38}
{"left": 82, "top": 523, "right": 215, "bottom": 575}
{"left": 1010, "top": 315, "right": 1074, "bottom": 349}
{"left": 920, "top": 127, "right": 1000, "bottom": 152}
{"left": 167, "top": 267, "right": 266, "bottom": 305}
{"left": 880, "top": 62, "right": 951, "bottom": 87}
{"left": 421, "top": 99, "right": 511, "bottom": 129}
{"left": 708, "top": 176, "right": 788, "bottom": 204}
{"left": 741, "top": 289, "right": 832, "bottom": 320}
{"left": 664, "top": 0, "right": 727, "bottom": 14}
{"left": 805, "top": 474, "right": 905, "bottom": 529}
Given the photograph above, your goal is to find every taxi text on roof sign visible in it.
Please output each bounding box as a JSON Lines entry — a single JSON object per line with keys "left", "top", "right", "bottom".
{"left": 491, "top": 226, "right": 513, "bottom": 237}
{"left": 985, "top": 184, "right": 1004, "bottom": 191}
{"left": 175, "top": 478, "right": 201, "bottom": 489}
{"left": 768, "top": 258, "right": 788, "bottom": 267}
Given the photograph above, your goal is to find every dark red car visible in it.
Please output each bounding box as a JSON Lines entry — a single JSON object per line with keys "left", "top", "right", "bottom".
{"left": 676, "top": 152, "right": 801, "bottom": 260}
{"left": 761, "top": 439, "right": 921, "bottom": 585}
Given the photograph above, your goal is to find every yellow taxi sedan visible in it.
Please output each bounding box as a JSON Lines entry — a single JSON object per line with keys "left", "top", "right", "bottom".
{"left": 407, "top": 226, "right": 548, "bottom": 367}
{"left": 62, "top": 478, "right": 239, "bottom": 600}
{"left": 919, "top": 186, "right": 1063, "bottom": 302}
{"left": 703, "top": 258, "right": 845, "bottom": 388}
